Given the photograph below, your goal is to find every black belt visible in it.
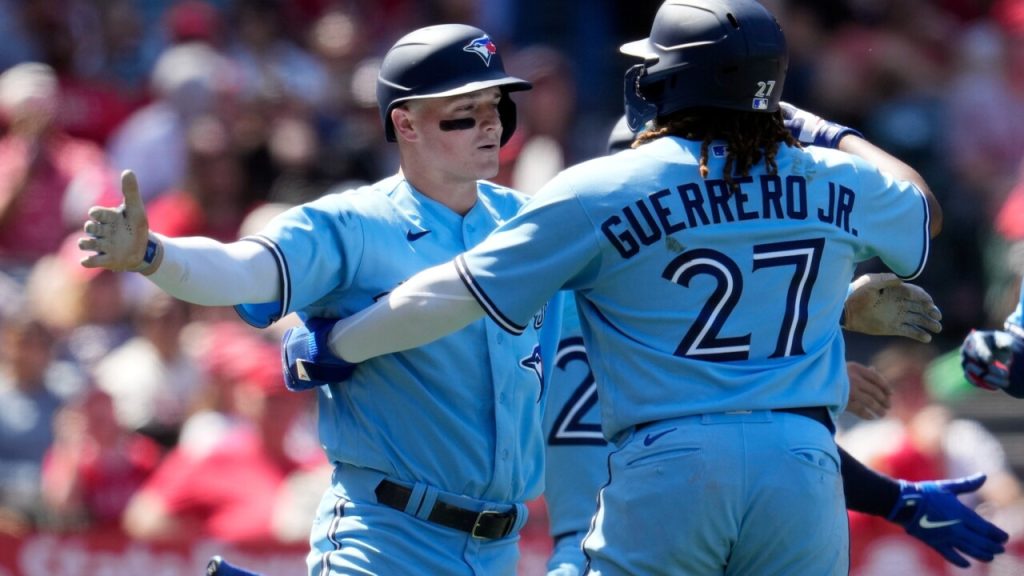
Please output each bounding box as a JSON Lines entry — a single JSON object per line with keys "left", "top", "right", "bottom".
{"left": 775, "top": 406, "right": 835, "bottom": 434}
{"left": 374, "top": 479, "right": 517, "bottom": 540}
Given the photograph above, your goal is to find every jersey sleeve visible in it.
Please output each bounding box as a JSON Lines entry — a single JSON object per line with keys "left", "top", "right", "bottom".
{"left": 849, "top": 158, "right": 931, "bottom": 280}
{"left": 235, "top": 197, "right": 364, "bottom": 327}
{"left": 456, "top": 180, "right": 602, "bottom": 334}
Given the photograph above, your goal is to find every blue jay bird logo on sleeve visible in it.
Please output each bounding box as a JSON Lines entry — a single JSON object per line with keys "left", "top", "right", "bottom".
{"left": 463, "top": 35, "right": 497, "bottom": 66}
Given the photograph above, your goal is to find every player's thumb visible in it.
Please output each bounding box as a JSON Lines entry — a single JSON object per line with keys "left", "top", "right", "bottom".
{"left": 944, "top": 473, "right": 987, "bottom": 495}
{"left": 120, "top": 170, "right": 146, "bottom": 220}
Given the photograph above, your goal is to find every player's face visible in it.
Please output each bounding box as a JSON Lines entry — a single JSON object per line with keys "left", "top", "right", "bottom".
{"left": 410, "top": 87, "right": 504, "bottom": 180}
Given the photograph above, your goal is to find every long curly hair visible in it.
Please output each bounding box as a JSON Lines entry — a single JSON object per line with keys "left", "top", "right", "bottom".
{"left": 633, "top": 107, "right": 800, "bottom": 192}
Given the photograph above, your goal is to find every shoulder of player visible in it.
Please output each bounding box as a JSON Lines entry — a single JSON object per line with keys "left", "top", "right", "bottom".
{"left": 785, "top": 143, "right": 871, "bottom": 170}
{"left": 297, "top": 175, "right": 401, "bottom": 212}
{"left": 476, "top": 179, "right": 532, "bottom": 210}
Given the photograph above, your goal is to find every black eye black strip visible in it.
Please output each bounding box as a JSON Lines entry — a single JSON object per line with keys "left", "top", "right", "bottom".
{"left": 439, "top": 118, "right": 476, "bottom": 131}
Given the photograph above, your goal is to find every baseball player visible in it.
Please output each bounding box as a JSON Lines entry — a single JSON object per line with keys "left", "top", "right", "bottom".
{"left": 290, "top": 1, "right": 1014, "bottom": 573}
{"left": 80, "top": 24, "right": 561, "bottom": 576}
{"left": 961, "top": 274, "right": 1024, "bottom": 397}
{"left": 533, "top": 118, "right": 1002, "bottom": 575}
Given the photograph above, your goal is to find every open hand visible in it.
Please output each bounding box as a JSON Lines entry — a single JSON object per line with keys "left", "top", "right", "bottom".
{"left": 79, "top": 170, "right": 151, "bottom": 272}
{"left": 844, "top": 273, "right": 942, "bottom": 342}
{"left": 845, "top": 361, "right": 892, "bottom": 420}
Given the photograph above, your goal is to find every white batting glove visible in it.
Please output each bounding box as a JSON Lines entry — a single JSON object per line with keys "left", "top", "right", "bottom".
{"left": 843, "top": 273, "right": 943, "bottom": 342}
{"left": 79, "top": 170, "right": 161, "bottom": 274}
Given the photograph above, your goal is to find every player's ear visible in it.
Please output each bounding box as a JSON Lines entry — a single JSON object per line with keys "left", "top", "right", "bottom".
{"left": 392, "top": 105, "right": 420, "bottom": 143}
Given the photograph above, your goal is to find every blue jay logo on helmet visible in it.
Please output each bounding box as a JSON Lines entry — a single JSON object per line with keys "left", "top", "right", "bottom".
{"left": 463, "top": 36, "right": 497, "bottom": 66}
{"left": 376, "top": 24, "right": 530, "bottom": 144}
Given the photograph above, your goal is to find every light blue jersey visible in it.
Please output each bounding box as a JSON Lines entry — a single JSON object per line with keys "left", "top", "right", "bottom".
{"left": 458, "top": 136, "right": 930, "bottom": 440}
{"left": 235, "top": 175, "right": 559, "bottom": 575}
{"left": 543, "top": 295, "right": 609, "bottom": 576}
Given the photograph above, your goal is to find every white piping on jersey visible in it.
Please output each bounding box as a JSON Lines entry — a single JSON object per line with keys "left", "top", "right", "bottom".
{"left": 455, "top": 254, "right": 526, "bottom": 334}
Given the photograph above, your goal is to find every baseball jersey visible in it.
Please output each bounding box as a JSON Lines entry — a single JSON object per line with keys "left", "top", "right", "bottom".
{"left": 457, "top": 136, "right": 931, "bottom": 439}
{"left": 234, "top": 174, "right": 557, "bottom": 504}
{"left": 543, "top": 294, "right": 610, "bottom": 574}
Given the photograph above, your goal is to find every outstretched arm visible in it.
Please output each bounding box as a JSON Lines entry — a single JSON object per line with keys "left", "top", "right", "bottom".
{"left": 79, "top": 170, "right": 280, "bottom": 306}
{"left": 328, "top": 260, "right": 486, "bottom": 362}
{"left": 839, "top": 447, "right": 1009, "bottom": 568}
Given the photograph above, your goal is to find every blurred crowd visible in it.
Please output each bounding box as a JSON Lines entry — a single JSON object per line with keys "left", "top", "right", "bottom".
{"left": 0, "top": 0, "right": 1022, "bottom": 572}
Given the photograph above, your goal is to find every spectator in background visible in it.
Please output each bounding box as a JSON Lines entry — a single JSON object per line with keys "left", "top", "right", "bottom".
{"left": 221, "top": 0, "right": 332, "bottom": 207}
{"left": 164, "top": 0, "right": 223, "bottom": 48}
{"left": 303, "top": 7, "right": 386, "bottom": 189}
{"left": 307, "top": 54, "right": 394, "bottom": 189}
{"left": 0, "top": 62, "right": 117, "bottom": 280}
{"left": 496, "top": 45, "right": 577, "bottom": 195}
{"left": 39, "top": 387, "right": 162, "bottom": 532}
{"left": 120, "top": 326, "right": 320, "bottom": 545}
{"left": 146, "top": 114, "right": 250, "bottom": 242}
{"left": 92, "top": 287, "right": 202, "bottom": 449}
{"left": 944, "top": 0, "right": 1024, "bottom": 328}
{"left": 106, "top": 41, "right": 236, "bottom": 202}
{"left": 946, "top": 0, "right": 1024, "bottom": 223}
{"left": 0, "top": 313, "right": 73, "bottom": 533}
{"left": 263, "top": 110, "right": 335, "bottom": 206}
{"left": 841, "top": 341, "right": 1024, "bottom": 575}
{"left": 25, "top": 233, "right": 133, "bottom": 372}
{"left": 226, "top": 0, "right": 328, "bottom": 110}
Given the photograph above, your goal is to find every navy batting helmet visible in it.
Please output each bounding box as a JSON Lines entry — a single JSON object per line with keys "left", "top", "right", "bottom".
{"left": 377, "top": 24, "right": 531, "bottom": 145}
{"left": 620, "top": 0, "right": 788, "bottom": 132}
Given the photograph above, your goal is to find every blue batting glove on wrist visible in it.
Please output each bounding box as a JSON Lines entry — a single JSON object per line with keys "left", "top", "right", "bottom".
{"left": 887, "top": 474, "right": 1009, "bottom": 568}
{"left": 961, "top": 329, "right": 1016, "bottom": 391}
{"left": 281, "top": 317, "right": 356, "bottom": 391}
{"left": 780, "top": 102, "right": 863, "bottom": 148}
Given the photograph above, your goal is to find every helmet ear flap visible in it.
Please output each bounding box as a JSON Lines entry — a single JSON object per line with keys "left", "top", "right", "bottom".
{"left": 624, "top": 64, "right": 658, "bottom": 132}
{"left": 498, "top": 94, "right": 517, "bottom": 146}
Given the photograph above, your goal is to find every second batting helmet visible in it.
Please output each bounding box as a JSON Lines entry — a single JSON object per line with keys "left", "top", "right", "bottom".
{"left": 620, "top": 0, "right": 788, "bottom": 131}
{"left": 377, "top": 24, "right": 531, "bottom": 145}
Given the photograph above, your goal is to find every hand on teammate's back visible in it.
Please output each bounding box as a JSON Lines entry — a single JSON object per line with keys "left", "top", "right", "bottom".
{"left": 282, "top": 317, "right": 355, "bottom": 391}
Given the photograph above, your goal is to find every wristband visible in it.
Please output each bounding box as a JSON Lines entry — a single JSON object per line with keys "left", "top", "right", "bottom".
{"left": 129, "top": 237, "right": 161, "bottom": 274}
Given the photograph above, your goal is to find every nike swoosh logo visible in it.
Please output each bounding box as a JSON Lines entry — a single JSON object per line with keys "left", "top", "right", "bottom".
{"left": 643, "top": 427, "right": 677, "bottom": 447}
{"left": 407, "top": 229, "right": 431, "bottom": 241}
{"left": 919, "top": 515, "right": 962, "bottom": 529}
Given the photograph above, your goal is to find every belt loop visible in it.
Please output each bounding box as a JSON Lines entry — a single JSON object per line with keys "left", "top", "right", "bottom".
{"left": 413, "top": 484, "right": 439, "bottom": 521}
{"left": 511, "top": 502, "right": 529, "bottom": 534}
{"left": 404, "top": 483, "right": 428, "bottom": 516}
